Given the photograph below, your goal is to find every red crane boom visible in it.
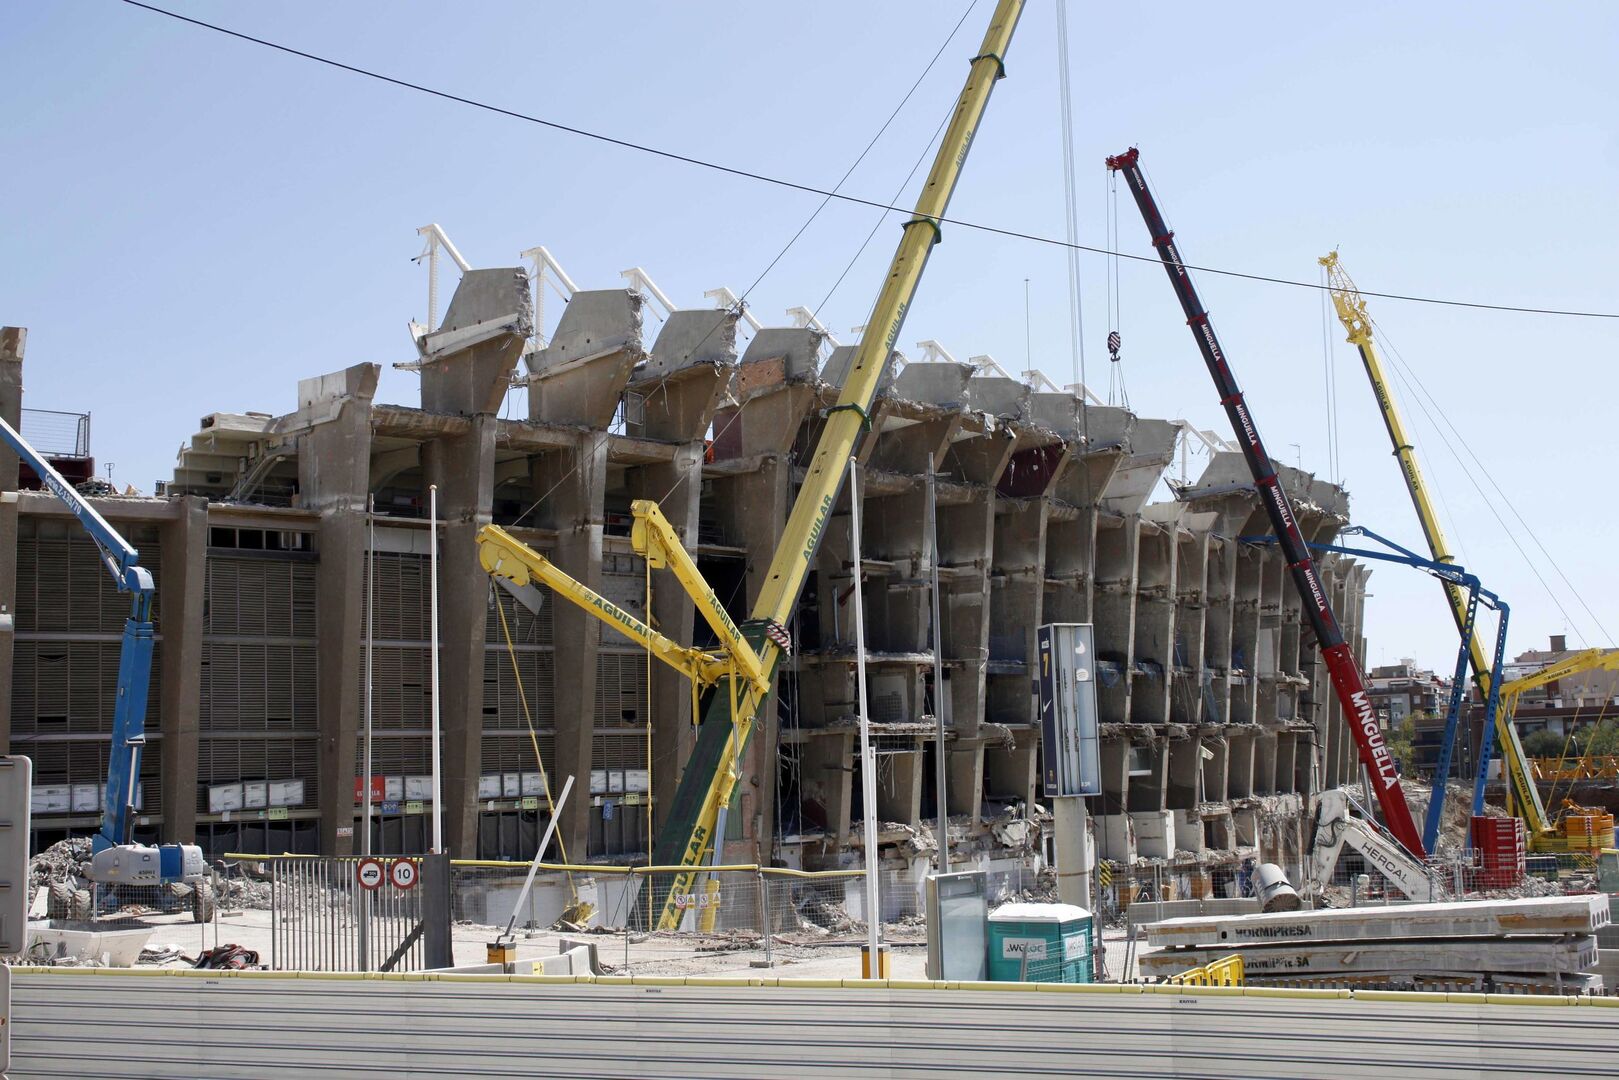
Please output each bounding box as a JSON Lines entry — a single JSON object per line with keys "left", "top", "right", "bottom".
{"left": 1104, "top": 147, "right": 1425, "bottom": 859}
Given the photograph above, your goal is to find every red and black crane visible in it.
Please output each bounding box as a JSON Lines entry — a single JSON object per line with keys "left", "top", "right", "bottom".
{"left": 1104, "top": 147, "right": 1426, "bottom": 859}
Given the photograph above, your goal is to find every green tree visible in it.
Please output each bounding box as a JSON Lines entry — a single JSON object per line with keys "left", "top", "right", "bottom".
{"left": 1522, "top": 729, "right": 1568, "bottom": 760}
{"left": 1580, "top": 717, "right": 1619, "bottom": 758}
{"left": 1386, "top": 721, "right": 1419, "bottom": 775}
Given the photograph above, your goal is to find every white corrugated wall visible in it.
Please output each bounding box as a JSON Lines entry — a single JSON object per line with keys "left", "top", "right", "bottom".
{"left": 12, "top": 969, "right": 1617, "bottom": 1078}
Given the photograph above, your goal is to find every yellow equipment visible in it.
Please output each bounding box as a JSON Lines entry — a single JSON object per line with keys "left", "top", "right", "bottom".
{"left": 1168, "top": 954, "right": 1244, "bottom": 987}
{"left": 1324, "top": 252, "right": 1617, "bottom": 854}
{"left": 1321, "top": 252, "right": 1546, "bottom": 833}
{"left": 479, "top": 511, "right": 769, "bottom": 699}
{"left": 479, "top": 0, "right": 1026, "bottom": 929}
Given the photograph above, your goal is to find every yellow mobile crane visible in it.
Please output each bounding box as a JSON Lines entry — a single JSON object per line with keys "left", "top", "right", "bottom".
{"left": 478, "top": 0, "right": 1025, "bottom": 929}
{"left": 1322, "top": 252, "right": 1613, "bottom": 852}
{"left": 1493, "top": 649, "right": 1619, "bottom": 852}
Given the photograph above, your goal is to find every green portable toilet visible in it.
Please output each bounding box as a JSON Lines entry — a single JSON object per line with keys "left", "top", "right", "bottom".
{"left": 986, "top": 901, "right": 1092, "bottom": 983}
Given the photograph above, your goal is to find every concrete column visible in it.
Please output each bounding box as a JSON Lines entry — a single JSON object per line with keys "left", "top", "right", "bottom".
{"left": 0, "top": 328, "right": 23, "bottom": 752}
{"left": 1053, "top": 796, "right": 1092, "bottom": 907}
{"left": 158, "top": 496, "right": 207, "bottom": 844}
{"left": 1166, "top": 732, "right": 1203, "bottom": 810}
{"left": 423, "top": 417, "right": 497, "bottom": 858}
{"left": 530, "top": 434, "right": 607, "bottom": 859}
{"left": 296, "top": 363, "right": 380, "bottom": 856}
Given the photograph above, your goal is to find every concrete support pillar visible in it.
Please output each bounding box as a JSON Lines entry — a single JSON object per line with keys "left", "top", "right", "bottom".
{"left": 1228, "top": 730, "right": 1256, "bottom": 799}
{"left": 1166, "top": 732, "right": 1203, "bottom": 811}
{"left": 297, "top": 363, "right": 380, "bottom": 857}
{"left": 1200, "top": 735, "right": 1229, "bottom": 804}
{"left": 532, "top": 434, "right": 608, "bottom": 860}
{"left": 423, "top": 417, "right": 496, "bottom": 858}
{"left": 0, "top": 328, "right": 23, "bottom": 752}
{"left": 1053, "top": 796, "right": 1092, "bottom": 907}
{"left": 158, "top": 496, "right": 207, "bottom": 844}
{"left": 802, "top": 732, "right": 853, "bottom": 850}
{"left": 293, "top": 367, "right": 377, "bottom": 854}
{"left": 947, "top": 741, "right": 984, "bottom": 825}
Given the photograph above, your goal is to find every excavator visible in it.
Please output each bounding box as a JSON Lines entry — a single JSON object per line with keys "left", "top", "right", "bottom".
{"left": 1, "top": 414, "right": 211, "bottom": 920}
{"left": 1322, "top": 253, "right": 1616, "bottom": 855}
{"left": 476, "top": 0, "right": 1027, "bottom": 929}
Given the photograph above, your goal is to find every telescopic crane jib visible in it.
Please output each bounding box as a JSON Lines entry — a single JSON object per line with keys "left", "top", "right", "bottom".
{"left": 1104, "top": 147, "right": 1427, "bottom": 859}
{"left": 476, "top": 0, "right": 1027, "bottom": 929}
{"left": 1319, "top": 251, "right": 1549, "bottom": 836}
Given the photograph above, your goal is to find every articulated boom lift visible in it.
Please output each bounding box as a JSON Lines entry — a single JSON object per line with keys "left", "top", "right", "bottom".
{"left": 0, "top": 415, "right": 208, "bottom": 915}
{"left": 1105, "top": 148, "right": 1426, "bottom": 858}
{"left": 479, "top": 0, "right": 1026, "bottom": 929}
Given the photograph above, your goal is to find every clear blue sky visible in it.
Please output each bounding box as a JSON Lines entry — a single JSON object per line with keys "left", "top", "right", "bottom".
{"left": 5, "top": 1, "right": 1617, "bottom": 673}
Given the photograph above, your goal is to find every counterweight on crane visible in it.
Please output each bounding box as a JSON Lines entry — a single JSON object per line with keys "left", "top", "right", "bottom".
{"left": 1105, "top": 148, "right": 1426, "bottom": 859}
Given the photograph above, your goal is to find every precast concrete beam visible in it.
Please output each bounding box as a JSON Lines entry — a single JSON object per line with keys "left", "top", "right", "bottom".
{"left": 1100, "top": 417, "right": 1178, "bottom": 515}
{"left": 820, "top": 344, "right": 897, "bottom": 399}
{"left": 631, "top": 309, "right": 738, "bottom": 441}
{"left": 527, "top": 289, "right": 645, "bottom": 429}
{"left": 417, "top": 267, "right": 532, "bottom": 416}
{"left": 965, "top": 376, "right": 1029, "bottom": 421}
{"left": 892, "top": 361, "right": 973, "bottom": 407}
{"left": 710, "top": 328, "right": 824, "bottom": 459}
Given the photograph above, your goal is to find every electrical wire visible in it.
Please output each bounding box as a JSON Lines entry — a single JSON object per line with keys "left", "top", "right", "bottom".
{"left": 1376, "top": 328, "right": 1591, "bottom": 647}
{"left": 1370, "top": 311, "right": 1614, "bottom": 646}
{"left": 119, "top": 0, "right": 1619, "bottom": 321}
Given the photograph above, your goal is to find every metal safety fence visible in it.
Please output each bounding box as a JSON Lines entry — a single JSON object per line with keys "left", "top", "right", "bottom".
{"left": 222, "top": 854, "right": 450, "bottom": 972}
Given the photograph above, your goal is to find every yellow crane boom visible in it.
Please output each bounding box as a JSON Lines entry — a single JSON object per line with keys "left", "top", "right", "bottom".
{"left": 478, "top": 1, "right": 1025, "bottom": 928}
{"left": 478, "top": 520, "right": 768, "bottom": 696}
{"left": 641, "top": 0, "right": 1026, "bottom": 928}
{"left": 1320, "top": 251, "right": 1549, "bottom": 835}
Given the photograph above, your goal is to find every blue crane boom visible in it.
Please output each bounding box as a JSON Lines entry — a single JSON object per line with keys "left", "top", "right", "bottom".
{"left": 1244, "top": 525, "right": 1510, "bottom": 851}
{"left": 1, "top": 415, "right": 205, "bottom": 896}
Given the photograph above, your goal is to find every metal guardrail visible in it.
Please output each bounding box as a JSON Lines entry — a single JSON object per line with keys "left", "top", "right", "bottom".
{"left": 20, "top": 408, "right": 90, "bottom": 458}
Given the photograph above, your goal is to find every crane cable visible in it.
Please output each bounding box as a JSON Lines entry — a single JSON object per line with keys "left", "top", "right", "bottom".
{"left": 491, "top": 582, "right": 580, "bottom": 901}
{"left": 1104, "top": 170, "right": 1129, "bottom": 409}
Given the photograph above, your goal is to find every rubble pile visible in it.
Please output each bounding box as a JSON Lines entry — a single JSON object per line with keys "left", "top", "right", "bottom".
{"left": 29, "top": 836, "right": 91, "bottom": 891}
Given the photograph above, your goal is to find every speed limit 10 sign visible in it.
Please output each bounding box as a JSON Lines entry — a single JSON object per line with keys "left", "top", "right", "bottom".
{"left": 356, "top": 858, "right": 384, "bottom": 890}
{"left": 389, "top": 859, "right": 418, "bottom": 890}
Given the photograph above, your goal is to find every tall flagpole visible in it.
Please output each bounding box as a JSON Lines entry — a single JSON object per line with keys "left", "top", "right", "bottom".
{"left": 428, "top": 484, "right": 444, "bottom": 853}
{"left": 850, "top": 458, "right": 881, "bottom": 971}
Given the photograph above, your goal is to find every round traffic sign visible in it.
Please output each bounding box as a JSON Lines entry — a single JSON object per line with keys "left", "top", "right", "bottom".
{"left": 389, "top": 858, "right": 418, "bottom": 890}
{"left": 356, "top": 858, "right": 384, "bottom": 890}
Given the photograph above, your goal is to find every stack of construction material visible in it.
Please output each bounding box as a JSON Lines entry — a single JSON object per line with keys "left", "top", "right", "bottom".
{"left": 1471, "top": 815, "right": 1527, "bottom": 889}
{"left": 1139, "top": 894, "right": 1609, "bottom": 993}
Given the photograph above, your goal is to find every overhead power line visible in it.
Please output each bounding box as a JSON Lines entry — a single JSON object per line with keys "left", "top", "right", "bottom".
{"left": 122, "top": 0, "right": 1619, "bottom": 321}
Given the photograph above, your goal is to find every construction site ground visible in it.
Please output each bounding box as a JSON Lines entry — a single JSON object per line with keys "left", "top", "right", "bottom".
{"left": 80, "top": 905, "right": 1145, "bottom": 981}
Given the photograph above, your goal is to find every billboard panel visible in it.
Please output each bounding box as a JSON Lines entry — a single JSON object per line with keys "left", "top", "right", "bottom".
{"left": 1037, "top": 623, "right": 1101, "bottom": 797}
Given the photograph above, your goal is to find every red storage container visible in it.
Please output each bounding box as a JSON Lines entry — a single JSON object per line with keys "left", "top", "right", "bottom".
{"left": 1471, "top": 816, "right": 1526, "bottom": 889}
